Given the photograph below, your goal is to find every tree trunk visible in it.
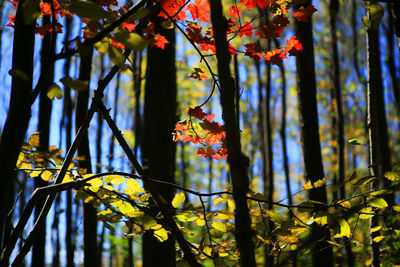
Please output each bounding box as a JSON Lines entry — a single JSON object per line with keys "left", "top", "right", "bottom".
{"left": 0, "top": 0, "right": 35, "bottom": 250}
{"left": 366, "top": 7, "right": 393, "bottom": 267}
{"left": 75, "top": 42, "right": 98, "bottom": 267}
{"left": 294, "top": 1, "right": 333, "bottom": 266}
{"left": 209, "top": 0, "right": 256, "bottom": 266}
{"left": 142, "top": 17, "right": 177, "bottom": 267}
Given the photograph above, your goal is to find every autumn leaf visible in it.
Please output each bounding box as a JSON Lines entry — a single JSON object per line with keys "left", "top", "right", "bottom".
{"left": 47, "top": 84, "right": 63, "bottom": 100}
{"left": 171, "top": 192, "right": 185, "bottom": 208}
{"left": 293, "top": 5, "right": 317, "bottom": 22}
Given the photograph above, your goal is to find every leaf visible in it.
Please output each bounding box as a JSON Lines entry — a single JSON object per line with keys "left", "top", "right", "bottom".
{"left": 108, "top": 46, "right": 126, "bottom": 68}
{"left": 359, "top": 207, "right": 374, "bottom": 219}
{"left": 153, "top": 228, "right": 169, "bottom": 242}
{"left": 364, "top": 3, "right": 384, "bottom": 29}
{"left": 370, "top": 225, "right": 382, "bottom": 233}
{"left": 338, "top": 200, "right": 351, "bottom": 209}
{"left": 313, "top": 178, "right": 326, "bottom": 188}
{"left": 213, "top": 213, "right": 230, "bottom": 221}
{"left": 41, "top": 170, "right": 54, "bottom": 181}
{"left": 297, "top": 201, "right": 314, "bottom": 212}
{"left": 47, "top": 84, "right": 63, "bottom": 100}
{"left": 353, "top": 176, "right": 376, "bottom": 185}
{"left": 86, "top": 177, "right": 103, "bottom": 192}
{"left": 368, "top": 198, "right": 388, "bottom": 209}
{"left": 9, "top": 69, "right": 30, "bottom": 81}
{"left": 94, "top": 38, "right": 109, "bottom": 54}
{"left": 114, "top": 32, "right": 148, "bottom": 52}
{"left": 63, "top": 0, "right": 114, "bottom": 20}
{"left": 22, "top": 0, "right": 41, "bottom": 24}
{"left": 326, "top": 240, "right": 344, "bottom": 248}
{"left": 348, "top": 138, "right": 364, "bottom": 145}
{"left": 196, "top": 218, "right": 205, "bottom": 226}
{"left": 29, "top": 133, "right": 40, "bottom": 148}
{"left": 303, "top": 180, "right": 313, "bottom": 190}
{"left": 171, "top": 192, "right": 185, "bottom": 208}
{"left": 333, "top": 216, "right": 351, "bottom": 238}
{"left": 384, "top": 170, "right": 400, "bottom": 181}
{"left": 161, "top": 20, "right": 174, "bottom": 29}
{"left": 212, "top": 220, "right": 227, "bottom": 232}
{"left": 125, "top": 178, "right": 144, "bottom": 196}
{"left": 370, "top": 189, "right": 392, "bottom": 197}
{"left": 372, "top": 236, "right": 385, "bottom": 243}
{"left": 60, "top": 77, "right": 89, "bottom": 91}
{"left": 130, "top": 7, "right": 150, "bottom": 20}
{"left": 393, "top": 206, "right": 400, "bottom": 212}
{"left": 109, "top": 175, "right": 125, "bottom": 185}
{"left": 119, "top": 202, "right": 135, "bottom": 217}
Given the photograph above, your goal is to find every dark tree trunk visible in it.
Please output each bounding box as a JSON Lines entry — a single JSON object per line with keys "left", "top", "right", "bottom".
{"left": 142, "top": 17, "right": 177, "bottom": 267}
{"left": 209, "top": 0, "right": 256, "bottom": 266}
{"left": 366, "top": 9, "right": 393, "bottom": 267}
{"left": 389, "top": 1, "right": 400, "bottom": 52}
{"left": 0, "top": 0, "right": 35, "bottom": 250}
{"left": 294, "top": 1, "right": 333, "bottom": 266}
{"left": 63, "top": 15, "right": 75, "bottom": 267}
{"left": 75, "top": 42, "right": 98, "bottom": 267}
{"left": 32, "top": 6, "right": 55, "bottom": 265}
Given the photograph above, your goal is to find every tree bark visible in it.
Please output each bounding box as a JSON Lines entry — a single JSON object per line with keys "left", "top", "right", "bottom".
{"left": 0, "top": 0, "right": 35, "bottom": 250}
{"left": 294, "top": 1, "right": 333, "bottom": 266}
{"left": 142, "top": 17, "right": 177, "bottom": 267}
{"left": 209, "top": 0, "right": 256, "bottom": 266}
{"left": 75, "top": 42, "right": 98, "bottom": 267}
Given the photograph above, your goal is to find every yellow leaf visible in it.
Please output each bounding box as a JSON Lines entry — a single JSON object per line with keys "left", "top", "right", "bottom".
{"left": 19, "top": 162, "right": 32, "bottom": 170}
{"left": 303, "top": 180, "right": 313, "bottom": 190}
{"left": 161, "top": 20, "right": 174, "bottom": 29}
{"left": 338, "top": 200, "right": 351, "bottom": 209}
{"left": 313, "top": 178, "right": 326, "bottom": 188}
{"left": 214, "top": 213, "right": 230, "bottom": 221}
{"left": 29, "top": 133, "right": 40, "bottom": 148}
{"left": 393, "top": 206, "right": 400, "bottom": 212}
{"left": 114, "top": 32, "right": 148, "bottom": 52}
{"left": 108, "top": 46, "right": 126, "bottom": 68}
{"left": 153, "top": 228, "right": 168, "bottom": 242}
{"left": 110, "top": 175, "right": 125, "bottom": 185}
{"left": 333, "top": 217, "right": 350, "bottom": 238}
{"left": 384, "top": 171, "right": 400, "bottom": 181}
{"left": 125, "top": 178, "right": 144, "bottom": 196}
{"left": 370, "top": 225, "right": 382, "bottom": 233}
{"left": 60, "top": 77, "right": 89, "bottom": 91}
{"left": 372, "top": 236, "right": 385, "bottom": 243}
{"left": 213, "top": 197, "right": 223, "bottom": 205}
{"left": 212, "top": 220, "right": 227, "bottom": 232}
{"left": 87, "top": 178, "right": 103, "bottom": 192}
{"left": 171, "top": 192, "right": 185, "bottom": 208}
{"left": 326, "top": 240, "right": 344, "bottom": 248}
{"left": 41, "top": 170, "right": 54, "bottom": 181}
{"left": 30, "top": 170, "right": 42, "bottom": 178}
{"left": 62, "top": 173, "right": 74, "bottom": 183}
{"left": 196, "top": 218, "right": 205, "bottom": 226}
{"left": 94, "top": 38, "right": 109, "bottom": 54}
{"left": 16, "top": 152, "right": 25, "bottom": 167}
{"left": 368, "top": 197, "right": 388, "bottom": 209}
{"left": 203, "top": 246, "right": 212, "bottom": 256}
{"left": 119, "top": 202, "right": 135, "bottom": 217}
{"left": 359, "top": 207, "right": 374, "bottom": 219}
{"left": 47, "top": 84, "right": 63, "bottom": 100}
{"left": 227, "top": 199, "right": 235, "bottom": 211}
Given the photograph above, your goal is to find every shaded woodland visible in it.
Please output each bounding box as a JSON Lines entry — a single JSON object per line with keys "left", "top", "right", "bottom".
{"left": 0, "top": 0, "right": 399, "bottom": 266}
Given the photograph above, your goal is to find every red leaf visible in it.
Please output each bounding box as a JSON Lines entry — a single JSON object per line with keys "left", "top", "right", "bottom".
{"left": 236, "top": 22, "right": 254, "bottom": 37}
{"left": 122, "top": 22, "right": 136, "bottom": 31}
{"left": 293, "top": 5, "right": 317, "bottom": 22}
{"left": 159, "top": 0, "right": 187, "bottom": 21}
{"left": 229, "top": 5, "right": 241, "bottom": 18}
{"left": 264, "top": 49, "right": 286, "bottom": 67}
{"left": 151, "top": 34, "right": 169, "bottom": 49}
{"left": 186, "top": 0, "right": 210, "bottom": 23}
{"left": 284, "top": 36, "right": 303, "bottom": 56}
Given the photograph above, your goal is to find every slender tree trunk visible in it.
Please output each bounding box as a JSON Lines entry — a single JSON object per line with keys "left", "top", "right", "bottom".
{"left": 33, "top": 5, "right": 55, "bottom": 265}
{"left": 0, "top": 0, "right": 35, "bottom": 250}
{"left": 209, "top": 1, "right": 256, "bottom": 266}
{"left": 294, "top": 2, "right": 333, "bottom": 266}
{"left": 75, "top": 41, "right": 98, "bottom": 267}
{"left": 366, "top": 8, "right": 393, "bottom": 267}
{"left": 142, "top": 17, "right": 177, "bottom": 267}
{"left": 63, "top": 15, "right": 75, "bottom": 267}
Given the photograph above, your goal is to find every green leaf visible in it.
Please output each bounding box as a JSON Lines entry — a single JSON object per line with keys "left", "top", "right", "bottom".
{"left": 384, "top": 170, "right": 400, "bottom": 181}
{"left": 114, "top": 31, "right": 148, "bottom": 52}
{"left": 130, "top": 7, "right": 150, "bottom": 20}
{"left": 353, "top": 176, "right": 376, "bottom": 185}
{"left": 47, "top": 84, "right": 63, "bottom": 100}
{"left": 22, "top": 0, "right": 41, "bottom": 25}
{"left": 94, "top": 38, "right": 109, "bottom": 54}
{"left": 60, "top": 77, "right": 89, "bottom": 91}
{"left": 364, "top": 3, "right": 384, "bottom": 29}
{"left": 108, "top": 46, "right": 126, "bottom": 68}
{"left": 348, "top": 138, "right": 364, "bottom": 145}
{"left": 171, "top": 192, "right": 185, "bottom": 208}
{"left": 153, "top": 228, "right": 168, "bottom": 242}
{"left": 297, "top": 201, "right": 315, "bottom": 212}
{"left": 370, "top": 189, "right": 392, "bottom": 197}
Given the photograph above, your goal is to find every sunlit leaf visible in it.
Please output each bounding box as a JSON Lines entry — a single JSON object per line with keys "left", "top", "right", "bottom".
{"left": 29, "top": 133, "right": 40, "bottom": 148}
{"left": 313, "top": 178, "right": 326, "bottom": 188}
{"left": 94, "top": 38, "right": 109, "bottom": 54}
{"left": 370, "top": 225, "right": 382, "bottom": 232}
{"left": 372, "top": 236, "right": 385, "bottom": 243}
{"left": 125, "top": 178, "right": 144, "bottom": 196}
{"left": 332, "top": 217, "right": 351, "bottom": 238}
{"left": 303, "top": 180, "right": 313, "bottom": 190}
{"left": 212, "top": 220, "right": 227, "bottom": 232}
{"left": 338, "top": 200, "right": 351, "bottom": 209}
{"left": 370, "top": 189, "right": 392, "bottom": 197}
{"left": 114, "top": 32, "right": 148, "bottom": 52}
{"left": 196, "top": 218, "right": 205, "bottom": 226}
{"left": 41, "top": 170, "right": 54, "bottom": 181}
{"left": 153, "top": 228, "right": 168, "bottom": 242}
{"left": 359, "top": 207, "right": 374, "bottom": 219}
{"left": 348, "top": 138, "right": 364, "bottom": 145}
{"left": 171, "top": 192, "right": 185, "bottom": 208}
{"left": 384, "top": 170, "right": 400, "bottom": 181}
{"left": 214, "top": 213, "right": 230, "bottom": 221}
{"left": 119, "top": 202, "right": 135, "bottom": 217}
{"left": 367, "top": 197, "right": 388, "bottom": 209}
{"left": 108, "top": 46, "right": 126, "bottom": 68}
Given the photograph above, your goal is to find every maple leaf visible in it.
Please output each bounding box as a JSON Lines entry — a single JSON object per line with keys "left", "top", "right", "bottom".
{"left": 255, "top": 23, "right": 284, "bottom": 39}
{"left": 240, "top": 0, "right": 274, "bottom": 10}
{"left": 264, "top": 49, "right": 286, "bottom": 67}
{"left": 293, "top": 5, "right": 317, "bottom": 22}
{"left": 186, "top": 0, "right": 210, "bottom": 23}
{"left": 151, "top": 34, "right": 169, "bottom": 49}
{"left": 190, "top": 67, "right": 208, "bottom": 80}
{"left": 236, "top": 22, "right": 254, "bottom": 37}
{"left": 188, "top": 106, "right": 207, "bottom": 120}
{"left": 122, "top": 22, "right": 136, "bottom": 31}
{"left": 284, "top": 36, "right": 303, "bottom": 56}
{"left": 272, "top": 15, "right": 290, "bottom": 28}
{"left": 229, "top": 5, "right": 241, "bottom": 18}
{"left": 159, "top": 0, "right": 187, "bottom": 21}
{"left": 244, "top": 43, "right": 264, "bottom": 61}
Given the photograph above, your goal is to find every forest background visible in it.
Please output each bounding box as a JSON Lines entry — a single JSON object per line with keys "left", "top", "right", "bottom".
{"left": 0, "top": 0, "right": 399, "bottom": 266}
